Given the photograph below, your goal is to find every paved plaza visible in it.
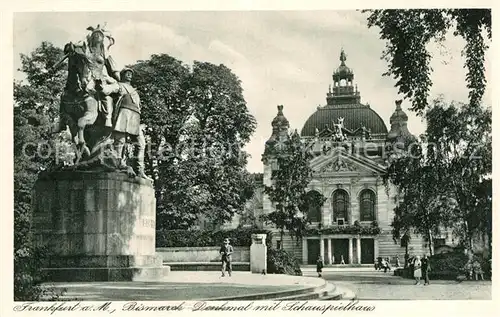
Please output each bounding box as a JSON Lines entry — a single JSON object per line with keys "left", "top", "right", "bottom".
{"left": 46, "top": 267, "right": 492, "bottom": 301}
{"left": 48, "top": 271, "right": 325, "bottom": 301}
{"left": 302, "top": 267, "right": 492, "bottom": 300}
{"left": 51, "top": 282, "right": 293, "bottom": 301}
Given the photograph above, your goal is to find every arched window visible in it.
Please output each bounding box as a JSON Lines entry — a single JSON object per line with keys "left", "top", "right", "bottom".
{"left": 332, "top": 190, "right": 349, "bottom": 222}
{"left": 301, "top": 190, "right": 323, "bottom": 223}
{"left": 360, "top": 189, "right": 376, "bottom": 221}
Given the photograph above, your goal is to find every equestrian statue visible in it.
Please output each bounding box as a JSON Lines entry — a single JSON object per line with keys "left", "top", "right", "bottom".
{"left": 52, "top": 24, "right": 150, "bottom": 180}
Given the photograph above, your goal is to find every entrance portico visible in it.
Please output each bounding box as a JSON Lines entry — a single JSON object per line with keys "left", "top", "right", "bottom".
{"left": 303, "top": 235, "right": 377, "bottom": 265}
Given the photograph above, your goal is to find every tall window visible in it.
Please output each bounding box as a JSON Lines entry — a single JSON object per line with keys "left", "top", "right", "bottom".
{"left": 332, "top": 190, "right": 349, "bottom": 221}
{"left": 301, "top": 190, "right": 322, "bottom": 222}
{"left": 359, "top": 189, "right": 376, "bottom": 221}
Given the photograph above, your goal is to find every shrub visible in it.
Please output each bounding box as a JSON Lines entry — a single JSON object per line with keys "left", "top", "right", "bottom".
{"left": 14, "top": 246, "right": 64, "bottom": 301}
{"left": 395, "top": 251, "right": 492, "bottom": 281}
{"left": 267, "top": 248, "right": 302, "bottom": 276}
{"left": 14, "top": 246, "right": 44, "bottom": 301}
{"left": 481, "top": 257, "right": 492, "bottom": 279}
{"left": 429, "top": 251, "right": 469, "bottom": 275}
{"left": 156, "top": 228, "right": 273, "bottom": 247}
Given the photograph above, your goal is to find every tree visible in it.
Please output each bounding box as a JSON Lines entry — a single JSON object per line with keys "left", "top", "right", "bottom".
{"left": 385, "top": 140, "right": 453, "bottom": 256}
{"left": 14, "top": 42, "right": 66, "bottom": 300}
{"left": 424, "top": 99, "right": 491, "bottom": 253}
{"left": 263, "top": 131, "right": 326, "bottom": 243}
{"left": 13, "top": 43, "right": 257, "bottom": 298}
{"left": 364, "top": 9, "right": 491, "bottom": 114}
{"left": 385, "top": 98, "right": 492, "bottom": 255}
{"left": 131, "top": 56, "right": 257, "bottom": 229}
{"left": 473, "top": 178, "right": 492, "bottom": 254}
{"left": 129, "top": 54, "right": 198, "bottom": 228}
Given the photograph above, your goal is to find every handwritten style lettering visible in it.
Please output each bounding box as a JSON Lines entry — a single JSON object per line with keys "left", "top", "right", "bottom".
{"left": 192, "top": 301, "right": 254, "bottom": 311}
{"left": 122, "top": 301, "right": 185, "bottom": 311}
{"left": 13, "top": 302, "right": 115, "bottom": 314}
{"left": 282, "top": 300, "right": 375, "bottom": 313}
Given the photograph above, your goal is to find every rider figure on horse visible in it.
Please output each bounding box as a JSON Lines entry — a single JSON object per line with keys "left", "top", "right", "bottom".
{"left": 52, "top": 24, "right": 150, "bottom": 179}
{"left": 83, "top": 24, "right": 120, "bottom": 128}
{"left": 54, "top": 24, "right": 120, "bottom": 137}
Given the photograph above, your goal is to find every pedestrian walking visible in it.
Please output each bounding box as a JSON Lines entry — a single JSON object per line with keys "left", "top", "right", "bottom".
{"left": 464, "top": 261, "right": 473, "bottom": 280}
{"left": 316, "top": 255, "right": 324, "bottom": 277}
{"left": 340, "top": 255, "right": 345, "bottom": 265}
{"left": 421, "top": 254, "right": 431, "bottom": 285}
{"left": 332, "top": 255, "right": 335, "bottom": 265}
{"left": 413, "top": 256, "right": 422, "bottom": 285}
{"left": 395, "top": 255, "right": 401, "bottom": 268}
{"left": 220, "top": 238, "right": 233, "bottom": 277}
{"left": 472, "top": 260, "right": 484, "bottom": 280}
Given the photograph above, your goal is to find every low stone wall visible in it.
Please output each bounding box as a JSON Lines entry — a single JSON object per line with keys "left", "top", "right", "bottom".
{"left": 156, "top": 246, "right": 250, "bottom": 263}
{"left": 167, "top": 262, "right": 250, "bottom": 271}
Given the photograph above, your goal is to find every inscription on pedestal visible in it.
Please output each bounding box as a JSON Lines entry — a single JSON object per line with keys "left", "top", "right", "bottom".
{"left": 32, "top": 171, "right": 167, "bottom": 281}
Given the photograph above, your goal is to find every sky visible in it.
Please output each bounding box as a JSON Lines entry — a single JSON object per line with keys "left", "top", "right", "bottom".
{"left": 13, "top": 10, "right": 492, "bottom": 173}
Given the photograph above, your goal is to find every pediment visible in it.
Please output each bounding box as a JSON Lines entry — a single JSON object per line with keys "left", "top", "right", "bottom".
{"left": 316, "top": 157, "right": 357, "bottom": 173}
{"left": 311, "top": 151, "right": 386, "bottom": 175}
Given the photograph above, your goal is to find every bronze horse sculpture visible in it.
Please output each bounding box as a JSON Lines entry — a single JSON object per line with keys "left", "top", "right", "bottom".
{"left": 51, "top": 25, "right": 147, "bottom": 179}
{"left": 55, "top": 41, "right": 119, "bottom": 164}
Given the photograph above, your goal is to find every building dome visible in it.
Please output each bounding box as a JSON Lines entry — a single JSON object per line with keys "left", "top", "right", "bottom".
{"left": 335, "top": 64, "right": 353, "bottom": 76}
{"left": 301, "top": 49, "right": 388, "bottom": 138}
{"left": 271, "top": 104, "right": 289, "bottom": 128}
{"left": 300, "top": 104, "right": 388, "bottom": 137}
{"left": 333, "top": 49, "right": 354, "bottom": 81}
{"left": 264, "top": 105, "right": 290, "bottom": 157}
{"left": 389, "top": 100, "right": 408, "bottom": 125}
{"left": 386, "top": 99, "right": 415, "bottom": 142}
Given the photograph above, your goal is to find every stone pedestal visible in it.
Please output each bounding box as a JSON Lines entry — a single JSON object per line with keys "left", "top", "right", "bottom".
{"left": 302, "top": 238, "right": 308, "bottom": 264}
{"left": 250, "top": 234, "right": 267, "bottom": 274}
{"left": 32, "top": 171, "right": 170, "bottom": 282}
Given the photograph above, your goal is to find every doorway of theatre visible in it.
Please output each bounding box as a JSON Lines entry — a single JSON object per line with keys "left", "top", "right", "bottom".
{"left": 307, "top": 239, "right": 320, "bottom": 264}
{"left": 361, "top": 239, "right": 375, "bottom": 264}
{"left": 332, "top": 239, "right": 349, "bottom": 264}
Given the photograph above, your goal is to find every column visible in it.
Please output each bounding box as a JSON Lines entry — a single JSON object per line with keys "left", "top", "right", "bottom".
{"left": 320, "top": 237, "right": 325, "bottom": 260}
{"left": 356, "top": 237, "right": 361, "bottom": 264}
{"left": 327, "top": 239, "right": 332, "bottom": 265}
{"left": 302, "top": 238, "right": 308, "bottom": 264}
{"left": 331, "top": 240, "right": 335, "bottom": 264}
{"left": 374, "top": 238, "right": 379, "bottom": 262}
{"left": 348, "top": 237, "right": 353, "bottom": 264}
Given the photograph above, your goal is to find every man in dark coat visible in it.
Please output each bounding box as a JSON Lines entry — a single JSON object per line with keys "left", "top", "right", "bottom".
{"left": 421, "top": 254, "right": 431, "bottom": 285}
{"left": 316, "top": 255, "right": 324, "bottom": 277}
{"left": 220, "top": 238, "right": 233, "bottom": 277}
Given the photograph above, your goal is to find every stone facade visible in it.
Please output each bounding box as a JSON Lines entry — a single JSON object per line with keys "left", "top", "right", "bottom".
{"left": 260, "top": 150, "right": 424, "bottom": 265}
{"left": 32, "top": 171, "right": 169, "bottom": 281}
{"left": 240, "top": 50, "right": 425, "bottom": 264}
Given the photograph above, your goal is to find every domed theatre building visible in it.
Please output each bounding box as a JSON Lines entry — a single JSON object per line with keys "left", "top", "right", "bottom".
{"left": 258, "top": 50, "right": 425, "bottom": 265}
